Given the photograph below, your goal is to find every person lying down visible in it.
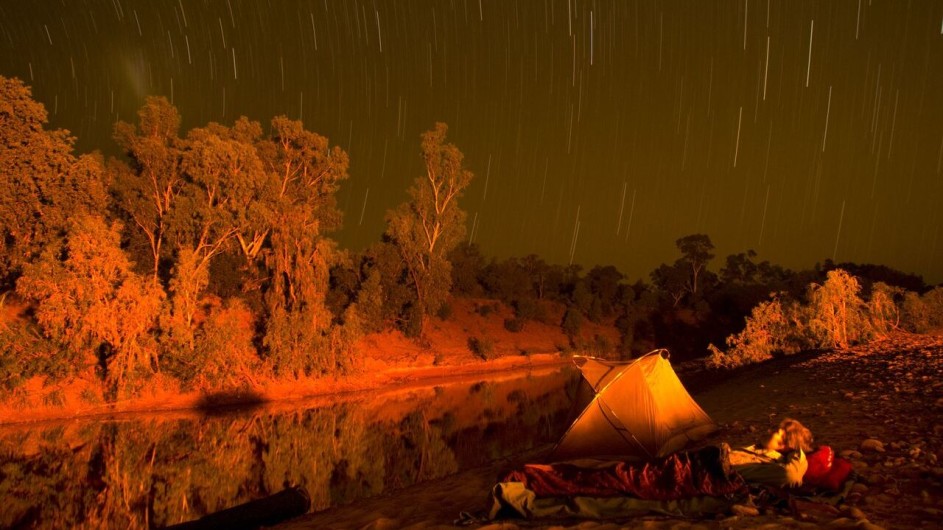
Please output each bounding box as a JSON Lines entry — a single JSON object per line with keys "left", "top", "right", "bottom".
{"left": 483, "top": 418, "right": 855, "bottom": 521}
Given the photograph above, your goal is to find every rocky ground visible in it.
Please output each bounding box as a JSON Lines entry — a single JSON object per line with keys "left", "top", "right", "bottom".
{"left": 277, "top": 332, "right": 943, "bottom": 530}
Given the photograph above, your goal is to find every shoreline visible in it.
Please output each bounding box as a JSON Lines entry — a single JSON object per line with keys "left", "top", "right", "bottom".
{"left": 0, "top": 352, "right": 570, "bottom": 428}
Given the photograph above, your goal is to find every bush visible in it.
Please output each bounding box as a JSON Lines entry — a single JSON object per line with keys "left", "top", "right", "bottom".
{"left": 192, "top": 298, "right": 263, "bottom": 390}
{"left": 806, "top": 269, "right": 871, "bottom": 349}
{"left": 475, "top": 303, "right": 496, "bottom": 317}
{"left": 561, "top": 306, "right": 583, "bottom": 339}
{"left": 709, "top": 296, "right": 798, "bottom": 368}
{"left": 591, "top": 334, "right": 613, "bottom": 357}
{"left": 902, "top": 287, "right": 943, "bottom": 333}
{"left": 503, "top": 317, "right": 524, "bottom": 332}
{"left": 436, "top": 302, "right": 453, "bottom": 320}
{"left": 868, "top": 282, "right": 902, "bottom": 337}
{"left": 468, "top": 336, "right": 496, "bottom": 360}
{"left": 513, "top": 297, "right": 541, "bottom": 321}
{"left": 0, "top": 320, "right": 54, "bottom": 395}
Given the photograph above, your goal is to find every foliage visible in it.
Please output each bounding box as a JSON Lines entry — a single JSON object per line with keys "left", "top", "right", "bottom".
{"left": 708, "top": 296, "right": 799, "bottom": 368}
{"left": 0, "top": 319, "right": 55, "bottom": 395}
{"left": 867, "top": 282, "right": 903, "bottom": 338}
{"left": 503, "top": 317, "right": 524, "bottom": 332}
{"left": 436, "top": 302, "right": 453, "bottom": 320}
{"left": 712, "top": 269, "right": 909, "bottom": 369}
{"left": 0, "top": 76, "right": 108, "bottom": 288}
{"left": 561, "top": 306, "right": 583, "bottom": 340}
{"left": 468, "top": 335, "right": 496, "bottom": 360}
{"left": 16, "top": 216, "right": 164, "bottom": 398}
{"left": 806, "top": 269, "right": 872, "bottom": 349}
{"left": 448, "top": 242, "right": 485, "bottom": 296}
{"left": 356, "top": 269, "right": 386, "bottom": 334}
{"left": 187, "top": 298, "right": 263, "bottom": 390}
{"left": 902, "top": 287, "right": 943, "bottom": 333}
{"left": 385, "top": 123, "right": 473, "bottom": 334}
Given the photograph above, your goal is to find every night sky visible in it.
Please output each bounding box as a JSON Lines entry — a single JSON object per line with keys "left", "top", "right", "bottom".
{"left": 1, "top": 1, "right": 942, "bottom": 283}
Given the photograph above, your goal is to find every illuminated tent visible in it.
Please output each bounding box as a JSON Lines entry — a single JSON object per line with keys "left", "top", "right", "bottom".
{"left": 550, "top": 349, "right": 717, "bottom": 461}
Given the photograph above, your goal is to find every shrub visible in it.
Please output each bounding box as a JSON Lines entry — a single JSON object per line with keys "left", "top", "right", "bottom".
{"left": 16, "top": 216, "right": 164, "bottom": 399}
{"left": 903, "top": 287, "right": 943, "bottom": 333}
{"left": 503, "top": 317, "right": 524, "bottom": 332}
{"left": 192, "top": 298, "right": 263, "bottom": 390}
{"left": 357, "top": 270, "right": 385, "bottom": 334}
{"left": 476, "top": 303, "right": 496, "bottom": 317}
{"left": 468, "top": 336, "right": 496, "bottom": 360}
{"left": 708, "top": 296, "right": 797, "bottom": 368}
{"left": 436, "top": 302, "right": 453, "bottom": 320}
{"left": 591, "top": 334, "right": 613, "bottom": 357}
{"left": 561, "top": 306, "right": 583, "bottom": 339}
{"left": 0, "top": 320, "right": 54, "bottom": 395}
{"left": 513, "top": 297, "right": 540, "bottom": 321}
{"left": 806, "top": 269, "right": 871, "bottom": 349}
{"left": 868, "top": 282, "right": 902, "bottom": 337}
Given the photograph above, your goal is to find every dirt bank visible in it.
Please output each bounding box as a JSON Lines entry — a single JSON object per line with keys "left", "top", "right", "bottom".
{"left": 0, "top": 298, "right": 619, "bottom": 425}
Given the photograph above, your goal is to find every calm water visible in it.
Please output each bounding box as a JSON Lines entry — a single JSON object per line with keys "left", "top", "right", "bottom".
{"left": 0, "top": 367, "right": 578, "bottom": 529}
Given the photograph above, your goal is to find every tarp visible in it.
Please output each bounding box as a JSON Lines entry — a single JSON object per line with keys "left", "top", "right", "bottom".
{"left": 551, "top": 350, "right": 717, "bottom": 461}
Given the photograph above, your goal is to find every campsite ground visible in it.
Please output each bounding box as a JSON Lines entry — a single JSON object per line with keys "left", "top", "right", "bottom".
{"left": 277, "top": 332, "right": 943, "bottom": 530}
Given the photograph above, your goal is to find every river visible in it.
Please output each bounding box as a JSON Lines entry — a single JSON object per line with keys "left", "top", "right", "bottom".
{"left": 0, "top": 366, "right": 578, "bottom": 529}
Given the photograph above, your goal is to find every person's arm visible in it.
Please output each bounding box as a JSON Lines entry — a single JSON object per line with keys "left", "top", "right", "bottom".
{"left": 781, "top": 449, "right": 808, "bottom": 487}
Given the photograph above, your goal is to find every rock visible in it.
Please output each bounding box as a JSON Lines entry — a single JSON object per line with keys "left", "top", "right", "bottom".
{"left": 841, "top": 450, "right": 864, "bottom": 459}
{"left": 361, "top": 519, "right": 401, "bottom": 530}
{"left": 842, "top": 506, "right": 867, "bottom": 520}
{"left": 475, "top": 524, "right": 520, "bottom": 530}
{"left": 861, "top": 439, "right": 885, "bottom": 452}
{"left": 921, "top": 507, "right": 943, "bottom": 517}
{"left": 855, "top": 522, "right": 885, "bottom": 530}
{"left": 827, "top": 517, "right": 856, "bottom": 527}
{"left": 730, "top": 504, "right": 760, "bottom": 516}
{"left": 851, "top": 483, "right": 869, "bottom": 494}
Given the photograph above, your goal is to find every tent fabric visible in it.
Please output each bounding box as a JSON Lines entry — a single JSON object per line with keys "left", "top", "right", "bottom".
{"left": 551, "top": 350, "right": 717, "bottom": 462}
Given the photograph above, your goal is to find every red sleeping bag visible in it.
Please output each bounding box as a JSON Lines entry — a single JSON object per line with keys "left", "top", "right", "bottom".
{"left": 803, "top": 446, "right": 854, "bottom": 491}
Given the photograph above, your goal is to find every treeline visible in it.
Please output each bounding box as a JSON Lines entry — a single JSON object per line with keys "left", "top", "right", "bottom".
{"left": 0, "top": 76, "right": 938, "bottom": 402}
{"left": 709, "top": 269, "right": 943, "bottom": 368}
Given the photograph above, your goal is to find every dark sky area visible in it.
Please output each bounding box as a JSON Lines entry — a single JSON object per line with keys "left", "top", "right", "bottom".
{"left": 1, "top": 1, "right": 942, "bottom": 283}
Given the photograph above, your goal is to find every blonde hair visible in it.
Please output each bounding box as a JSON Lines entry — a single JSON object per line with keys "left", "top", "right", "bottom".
{"left": 778, "top": 418, "right": 813, "bottom": 453}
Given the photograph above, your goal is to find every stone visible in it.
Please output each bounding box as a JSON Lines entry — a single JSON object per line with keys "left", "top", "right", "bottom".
{"left": 844, "top": 506, "right": 867, "bottom": 520}
{"left": 475, "top": 524, "right": 520, "bottom": 530}
{"left": 841, "top": 450, "right": 864, "bottom": 459}
{"left": 361, "top": 519, "right": 401, "bottom": 530}
{"left": 730, "top": 504, "right": 760, "bottom": 516}
{"left": 855, "top": 522, "right": 885, "bottom": 530}
{"left": 861, "top": 439, "right": 885, "bottom": 452}
{"left": 827, "top": 517, "right": 856, "bottom": 527}
{"left": 851, "top": 483, "right": 870, "bottom": 494}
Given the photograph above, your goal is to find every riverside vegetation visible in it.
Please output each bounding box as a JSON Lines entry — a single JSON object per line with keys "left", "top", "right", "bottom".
{"left": 0, "top": 75, "right": 940, "bottom": 411}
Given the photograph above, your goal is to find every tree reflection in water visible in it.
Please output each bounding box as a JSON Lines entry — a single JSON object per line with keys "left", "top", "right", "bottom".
{"left": 0, "top": 367, "right": 577, "bottom": 528}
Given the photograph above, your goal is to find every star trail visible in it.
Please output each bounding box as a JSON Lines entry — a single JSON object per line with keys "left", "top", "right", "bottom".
{"left": 1, "top": 0, "right": 941, "bottom": 282}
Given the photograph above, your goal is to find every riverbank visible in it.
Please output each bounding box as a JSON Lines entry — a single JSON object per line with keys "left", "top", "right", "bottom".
{"left": 0, "top": 297, "right": 621, "bottom": 425}
{"left": 277, "top": 332, "right": 943, "bottom": 530}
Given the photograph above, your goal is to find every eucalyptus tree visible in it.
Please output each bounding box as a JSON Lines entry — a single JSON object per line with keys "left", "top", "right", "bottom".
{"left": 385, "top": 123, "right": 473, "bottom": 336}
{"left": 0, "top": 76, "right": 107, "bottom": 288}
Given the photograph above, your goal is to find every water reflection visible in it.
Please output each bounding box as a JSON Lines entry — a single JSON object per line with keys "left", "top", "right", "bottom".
{"left": 0, "top": 366, "right": 577, "bottom": 529}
